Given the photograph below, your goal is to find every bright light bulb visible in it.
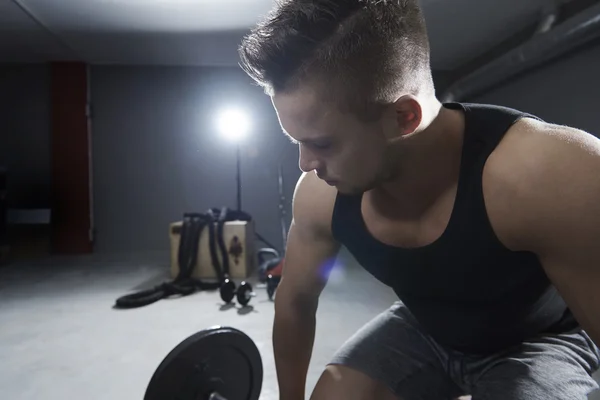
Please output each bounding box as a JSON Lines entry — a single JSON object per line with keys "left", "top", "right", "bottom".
{"left": 217, "top": 108, "right": 250, "bottom": 142}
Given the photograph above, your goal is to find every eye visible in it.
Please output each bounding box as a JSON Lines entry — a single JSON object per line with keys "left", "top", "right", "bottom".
{"left": 310, "top": 141, "right": 332, "bottom": 150}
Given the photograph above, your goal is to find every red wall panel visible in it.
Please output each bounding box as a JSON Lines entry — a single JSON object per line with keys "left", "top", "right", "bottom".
{"left": 50, "top": 62, "right": 93, "bottom": 254}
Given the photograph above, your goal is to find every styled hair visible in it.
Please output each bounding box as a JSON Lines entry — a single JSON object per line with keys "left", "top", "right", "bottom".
{"left": 239, "top": 0, "right": 434, "bottom": 118}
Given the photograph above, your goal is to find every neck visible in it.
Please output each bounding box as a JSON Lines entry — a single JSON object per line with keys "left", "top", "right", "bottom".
{"left": 375, "top": 100, "right": 465, "bottom": 208}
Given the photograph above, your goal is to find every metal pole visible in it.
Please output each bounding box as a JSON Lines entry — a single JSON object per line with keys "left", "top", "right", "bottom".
{"left": 278, "top": 163, "right": 287, "bottom": 247}
{"left": 236, "top": 143, "right": 242, "bottom": 211}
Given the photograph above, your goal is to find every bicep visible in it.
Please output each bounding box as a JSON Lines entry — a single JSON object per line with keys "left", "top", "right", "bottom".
{"left": 277, "top": 172, "right": 340, "bottom": 302}
{"left": 506, "top": 122, "right": 600, "bottom": 343}
{"left": 280, "top": 219, "right": 340, "bottom": 300}
{"left": 541, "top": 256, "right": 600, "bottom": 337}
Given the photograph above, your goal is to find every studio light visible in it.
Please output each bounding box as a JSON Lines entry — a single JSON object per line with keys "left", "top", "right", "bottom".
{"left": 217, "top": 108, "right": 251, "bottom": 142}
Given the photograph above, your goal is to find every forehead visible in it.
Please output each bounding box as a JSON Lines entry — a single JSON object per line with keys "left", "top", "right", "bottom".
{"left": 271, "top": 88, "right": 339, "bottom": 136}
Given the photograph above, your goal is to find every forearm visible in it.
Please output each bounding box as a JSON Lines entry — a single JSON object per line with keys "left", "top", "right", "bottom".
{"left": 273, "top": 290, "right": 318, "bottom": 400}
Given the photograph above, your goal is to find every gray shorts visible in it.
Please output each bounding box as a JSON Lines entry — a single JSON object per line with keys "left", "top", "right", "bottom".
{"left": 329, "top": 302, "right": 600, "bottom": 400}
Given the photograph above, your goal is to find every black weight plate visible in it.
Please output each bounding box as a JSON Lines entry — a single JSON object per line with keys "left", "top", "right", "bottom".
{"left": 220, "top": 280, "right": 236, "bottom": 303}
{"left": 144, "top": 326, "right": 262, "bottom": 400}
{"left": 266, "top": 275, "right": 279, "bottom": 301}
{"left": 267, "top": 282, "right": 275, "bottom": 300}
{"left": 237, "top": 282, "right": 253, "bottom": 307}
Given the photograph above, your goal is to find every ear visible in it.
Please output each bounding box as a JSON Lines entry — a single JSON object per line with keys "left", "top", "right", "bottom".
{"left": 393, "top": 95, "right": 423, "bottom": 136}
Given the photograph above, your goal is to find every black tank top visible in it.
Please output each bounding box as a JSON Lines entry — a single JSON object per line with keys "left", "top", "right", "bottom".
{"left": 331, "top": 102, "right": 579, "bottom": 355}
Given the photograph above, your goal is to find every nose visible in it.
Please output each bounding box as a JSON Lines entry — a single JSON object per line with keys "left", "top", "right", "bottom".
{"left": 298, "top": 146, "right": 321, "bottom": 173}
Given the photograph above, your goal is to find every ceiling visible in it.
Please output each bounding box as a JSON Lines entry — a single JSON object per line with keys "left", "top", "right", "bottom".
{"left": 0, "top": 0, "right": 560, "bottom": 70}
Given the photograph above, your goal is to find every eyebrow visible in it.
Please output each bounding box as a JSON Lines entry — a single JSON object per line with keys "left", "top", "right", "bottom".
{"left": 281, "top": 128, "right": 298, "bottom": 144}
{"left": 282, "top": 131, "right": 333, "bottom": 147}
{"left": 287, "top": 135, "right": 300, "bottom": 145}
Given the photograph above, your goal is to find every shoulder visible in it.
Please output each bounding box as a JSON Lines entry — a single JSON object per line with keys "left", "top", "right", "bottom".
{"left": 292, "top": 171, "right": 339, "bottom": 238}
{"left": 483, "top": 117, "right": 600, "bottom": 251}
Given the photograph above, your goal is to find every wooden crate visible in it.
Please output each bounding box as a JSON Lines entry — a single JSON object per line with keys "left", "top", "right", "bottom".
{"left": 169, "top": 220, "right": 257, "bottom": 280}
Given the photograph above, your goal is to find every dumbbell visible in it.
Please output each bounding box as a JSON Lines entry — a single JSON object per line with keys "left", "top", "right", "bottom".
{"left": 220, "top": 277, "right": 256, "bottom": 306}
{"left": 266, "top": 274, "right": 281, "bottom": 301}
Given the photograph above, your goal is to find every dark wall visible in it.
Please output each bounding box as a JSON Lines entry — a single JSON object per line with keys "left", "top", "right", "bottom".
{"left": 0, "top": 64, "right": 51, "bottom": 208}
{"left": 10, "top": 42, "right": 600, "bottom": 254}
{"left": 90, "top": 66, "right": 298, "bottom": 254}
{"left": 471, "top": 42, "right": 600, "bottom": 136}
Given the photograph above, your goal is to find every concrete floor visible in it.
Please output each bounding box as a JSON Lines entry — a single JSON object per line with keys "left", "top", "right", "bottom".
{"left": 1, "top": 250, "right": 599, "bottom": 400}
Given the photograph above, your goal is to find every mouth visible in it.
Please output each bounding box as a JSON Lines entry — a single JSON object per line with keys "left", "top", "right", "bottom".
{"left": 315, "top": 172, "right": 337, "bottom": 186}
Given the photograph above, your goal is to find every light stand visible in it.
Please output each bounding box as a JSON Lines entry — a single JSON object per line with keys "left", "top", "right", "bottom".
{"left": 217, "top": 108, "right": 250, "bottom": 212}
{"left": 236, "top": 143, "right": 242, "bottom": 211}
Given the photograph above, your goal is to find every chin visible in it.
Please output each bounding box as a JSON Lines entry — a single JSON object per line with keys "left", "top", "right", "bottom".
{"left": 336, "top": 184, "right": 366, "bottom": 196}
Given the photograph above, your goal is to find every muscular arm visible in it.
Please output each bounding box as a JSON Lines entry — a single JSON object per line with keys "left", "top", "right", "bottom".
{"left": 486, "top": 118, "right": 600, "bottom": 346}
{"left": 273, "top": 172, "right": 341, "bottom": 400}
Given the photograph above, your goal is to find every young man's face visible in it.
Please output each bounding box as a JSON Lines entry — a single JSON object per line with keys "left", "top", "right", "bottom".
{"left": 272, "top": 86, "right": 400, "bottom": 195}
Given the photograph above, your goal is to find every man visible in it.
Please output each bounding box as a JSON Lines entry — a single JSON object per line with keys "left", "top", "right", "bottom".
{"left": 238, "top": 1, "right": 600, "bottom": 399}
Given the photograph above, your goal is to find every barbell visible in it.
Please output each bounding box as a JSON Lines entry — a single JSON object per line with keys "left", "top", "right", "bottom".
{"left": 144, "top": 326, "right": 263, "bottom": 400}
